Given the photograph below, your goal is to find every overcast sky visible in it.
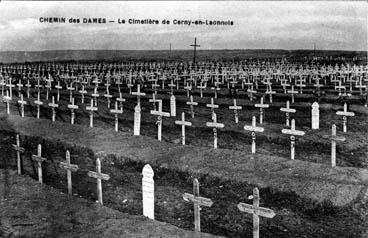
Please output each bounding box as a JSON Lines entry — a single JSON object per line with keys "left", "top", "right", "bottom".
{"left": 0, "top": 1, "right": 366, "bottom": 51}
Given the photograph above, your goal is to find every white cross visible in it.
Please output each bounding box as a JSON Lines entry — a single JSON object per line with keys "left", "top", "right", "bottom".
{"left": 280, "top": 101, "right": 296, "bottom": 127}
{"left": 3, "top": 90, "right": 12, "bottom": 114}
{"left": 86, "top": 99, "right": 98, "bottom": 128}
{"left": 186, "top": 95, "right": 198, "bottom": 118}
{"left": 67, "top": 97, "right": 79, "bottom": 125}
{"left": 336, "top": 103, "right": 355, "bottom": 133}
{"left": 322, "top": 124, "right": 345, "bottom": 167}
{"left": 175, "top": 112, "right": 192, "bottom": 145}
{"left": 48, "top": 96, "right": 59, "bottom": 122}
{"left": 206, "top": 113, "right": 224, "bottom": 149}
{"left": 34, "top": 91, "right": 43, "bottom": 119}
{"left": 254, "top": 97, "right": 269, "bottom": 124}
{"left": 110, "top": 101, "right": 123, "bottom": 132}
{"left": 229, "top": 99, "right": 242, "bottom": 123}
{"left": 150, "top": 100, "right": 170, "bottom": 141}
{"left": 132, "top": 84, "right": 146, "bottom": 106}
{"left": 206, "top": 97, "right": 219, "bottom": 120}
{"left": 59, "top": 150, "right": 79, "bottom": 194}
{"left": 243, "top": 116, "right": 264, "bottom": 155}
{"left": 281, "top": 119, "right": 305, "bottom": 160}
{"left": 287, "top": 85, "right": 298, "bottom": 103}
{"left": 17, "top": 94, "right": 27, "bottom": 118}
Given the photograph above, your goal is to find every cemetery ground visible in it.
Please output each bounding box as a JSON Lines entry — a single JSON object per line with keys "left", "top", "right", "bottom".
{"left": 0, "top": 168, "right": 218, "bottom": 238}
{"left": 0, "top": 83, "right": 368, "bottom": 237}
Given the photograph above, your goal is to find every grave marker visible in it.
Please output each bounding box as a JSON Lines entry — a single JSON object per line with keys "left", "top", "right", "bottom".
{"left": 12, "top": 134, "right": 25, "bottom": 175}
{"left": 87, "top": 155, "right": 110, "bottom": 205}
{"left": 336, "top": 103, "right": 355, "bottom": 133}
{"left": 186, "top": 95, "right": 198, "bottom": 118}
{"left": 31, "top": 144, "right": 47, "bottom": 184}
{"left": 183, "top": 178, "right": 213, "bottom": 232}
{"left": 206, "top": 113, "right": 224, "bottom": 149}
{"left": 34, "top": 91, "right": 43, "bottom": 119}
{"left": 134, "top": 104, "right": 141, "bottom": 136}
{"left": 280, "top": 101, "right": 296, "bottom": 127}
{"left": 151, "top": 100, "right": 171, "bottom": 141}
{"left": 142, "top": 164, "right": 155, "bottom": 219}
{"left": 281, "top": 119, "right": 305, "bottom": 160}
{"left": 67, "top": 97, "right": 79, "bottom": 125}
{"left": 311, "top": 102, "right": 319, "bottom": 129}
{"left": 3, "top": 90, "right": 11, "bottom": 114}
{"left": 237, "top": 188, "right": 276, "bottom": 238}
{"left": 229, "top": 99, "right": 242, "bottom": 123}
{"left": 206, "top": 97, "right": 219, "bottom": 120}
{"left": 86, "top": 99, "right": 98, "bottom": 128}
{"left": 243, "top": 116, "right": 264, "bottom": 155}
{"left": 170, "top": 95, "right": 176, "bottom": 117}
{"left": 17, "top": 94, "right": 27, "bottom": 118}
{"left": 48, "top": 96, "right": 58, "bottom": 122}
{"left": 322, "top": 124, "right": 345, "bottom": 167}
{"left": 254, "top": 97, "right": 269, "bottom": 124}
{"left": 175, "top": 112, "right": 192, "bottom": 145}
{"left": 110, "top": 101, "right": 123, "bottom": 132}
{"left": 59, "top": 150, "right": 79, "bottom": 194}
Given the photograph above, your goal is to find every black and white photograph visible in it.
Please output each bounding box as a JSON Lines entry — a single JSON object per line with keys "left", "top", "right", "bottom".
{"left": 0, "top": 1, "right": 367, "bottom": 237}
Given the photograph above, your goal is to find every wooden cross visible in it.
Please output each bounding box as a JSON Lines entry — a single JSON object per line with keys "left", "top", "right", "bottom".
{"left": 59, "top": 150, "right": 79, "bottom": 194}
{"left": 149, "top": 93, "right": 160, "bottom": 111}
{"left": 254, "top": 97, "right": 269, "bottom": 124}
{"left": 287, "top": 85, "right": 298, "bottom": 103}
{"left": 280, "top": 100, "right": 296, "bottom": 127}
{"left": 110, "top": 101, "right": 123, "bottom": 132}
{"left": 336, "top": 103, "right": 355, "bottom": 133}
{"left": 229, "top": 99, "right": 242, "bottom": 123}
{"left": 206, "top": 97, "right": 219, "bottom": 120}
{"left": 17, "top": 94, "right": 27, "bottom": 118}
{"left": 175, "top": 112, "right": 192, "bottom": 145}
{"left": 44, "top": 80, "right": 52, "bottom": 101}
{"left": 197, "top": 81, "right": 206, "bottom": 98}
{"left": 335, "top": 80, "right": 346, "bottom": 96}
{"left": 87, "top": 156, "right": 110, "bottom": 205}
{"left": 67, "top": 83, "right": 75, "bottom": 103}
{"left": 132, "top": 84, "right": 146, "bottom": 106}
{"left": 34, "top": 90, "right": 43, "bottom": 119}
{"left": 183, "top": 178, "right": 213, "bottom": 232}
{"left": 190, "top": 37, "right": 200, "bottom": 66}
{"left": 281, "top": 119, "right": 305, "bottom": 160}
{"left": 322, "top": 124, "right": 345, "bottom": 167}
{"left": 151, "top": 81, "right": 160, "bottom": 95}
{"left": 67, "top": 97, "right": 79, "bottom": 125}
{"left": 186, "top": 95, "right": 198, "bottom": 118}
{"left": 168, "top": 80, "right": 176, "bottom": 95}
{"left": 237, "top": 188, "right": 276, "bottom": 238}
{"left": 243, "top": 116, "right": 264, "bottom": 155}
{"left": 91, "top": 86, "right": 100, "bottom": 107}
{"left": 25, "top": 79, "right": 31, "bottom": 98}
{"left": 48, "top": 96, "right": 58, "bottom": 122}
{"left": 31, "top": 144, "right": 47, "bottom": 184}
{"left": 104, "top": 90, "right": 113, "bottom": 109}
{"left": 3, "top": 90, "right": 12, "bottom": 114}
{"left": 206, "top": 113, "right": 224, "bottom": 149}
{"left": 16, "top": 80, "right": 23, "bottom": 98}
{"left": 86, "top": 99, "right": 98, "bottom": 128}
{"left": 7, "top": 79, "right": 15, "bottom": 98}
{"left": 55, "top": 81, "right": 62, "bottom": 102}
{"left": 265, "top": 85, "right": 276, "bottom": 103}
{"left": 116, "top": 92, "right": 126, "bottom": 110}
{"left": 150, "top": 100, "right": 170, "bottom": 141}
{"left": 12, "top": 134, "right": 25, "bottom": 175}
{"left": 247, "top": 85, "right": 257, "bottom": 101}
{"left": 184, "top": 83, "right": 192, "bottom": 98}
{"left": 78, "top": 85, "right": 87, "bottom": 104}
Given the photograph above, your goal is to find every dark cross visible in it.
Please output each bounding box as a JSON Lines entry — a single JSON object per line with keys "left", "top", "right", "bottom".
{"left": 12, "top": 134, "right": 25, "bottom": 175}
{"left": 190, "top": 37, "right": 200, "bottom": 66}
